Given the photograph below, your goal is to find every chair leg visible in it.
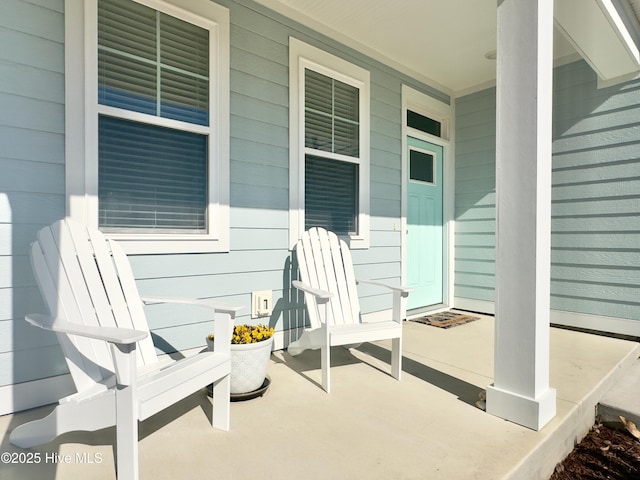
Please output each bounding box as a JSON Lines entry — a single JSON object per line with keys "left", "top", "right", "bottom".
{"left": 321, "top": 344, "right": 330, "bottom": 393}
{"left": 116, "top": 384, "right": 138, "bottom": 480}
{"left": 211, "top": 374, "right": 230, "bottom": 431}
{"left": 391, "top": 337, "right": 402, "bottom": 381}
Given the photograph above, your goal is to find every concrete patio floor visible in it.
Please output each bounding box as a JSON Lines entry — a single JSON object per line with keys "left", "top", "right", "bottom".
{"left": 1, "top": 312, "right": 638, "bottom": 480}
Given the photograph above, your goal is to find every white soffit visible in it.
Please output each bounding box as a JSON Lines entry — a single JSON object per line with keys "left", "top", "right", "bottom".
{"left": 555, "top": 0, "right": 640, "bottom": 82}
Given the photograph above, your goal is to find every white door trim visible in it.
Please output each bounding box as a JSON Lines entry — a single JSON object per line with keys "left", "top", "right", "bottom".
{"left": 401, "top": 85, "right": 455, "bottom": 313}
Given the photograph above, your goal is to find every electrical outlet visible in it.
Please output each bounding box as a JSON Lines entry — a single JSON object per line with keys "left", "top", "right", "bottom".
{"left": 252, "top": 290, "right": 273, "bottom": 318}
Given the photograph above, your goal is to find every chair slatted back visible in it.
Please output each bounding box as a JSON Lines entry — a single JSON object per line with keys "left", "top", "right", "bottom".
{"left": 31, "top": 219, "right": 158, "bottom": 393}
{"left": 296, "top": 228, "right": 361, "bottom": 329}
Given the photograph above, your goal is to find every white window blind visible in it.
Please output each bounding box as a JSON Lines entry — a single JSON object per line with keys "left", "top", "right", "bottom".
{"left": 304, "top": 69, "right": 359, "bottom": 156}
{"left": 98, "top": 116, "right": 207, "bottom": 232}
{"left": 304, "top": 69, "right": 360, "bottom": 235}
{"left": 98, "top": 0, "right": 209, "bottom": 124}
{"left": 97, "top": 0, "right": 210, "bottom": 232}
{"left": 305, "top": 155, "right": 358, "bottom": 235}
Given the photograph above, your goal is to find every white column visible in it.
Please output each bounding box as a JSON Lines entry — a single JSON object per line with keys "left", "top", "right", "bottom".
{"left": 486, "top": 0, "right": 556, "bottom": 431}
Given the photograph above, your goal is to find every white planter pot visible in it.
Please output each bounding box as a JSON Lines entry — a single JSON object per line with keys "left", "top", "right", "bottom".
{"left": 208, "top": 336, "right": 273, "bottom": 394}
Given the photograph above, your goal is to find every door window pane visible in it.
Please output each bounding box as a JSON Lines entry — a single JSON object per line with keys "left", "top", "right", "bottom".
{"left": 410, "top": 149, "right": 435, "bottom": 184}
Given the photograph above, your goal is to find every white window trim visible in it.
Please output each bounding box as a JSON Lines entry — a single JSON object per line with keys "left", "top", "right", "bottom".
{"left": 403, "top": 85, "right": 451, "bottom": 141}
{"left": 65, "top": 0, "right": 230, "bottom": 254}
{"left": 289, "top": 37, "right": 370, "bottom": 250}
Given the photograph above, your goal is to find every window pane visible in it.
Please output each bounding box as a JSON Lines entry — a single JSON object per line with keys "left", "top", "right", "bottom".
{"left": 160, "top": 13, "right": 209, "bottom": 76}
{"left": 98, "top": 0, "right": 157, "bottom": 114}
{"left": 410, "top": 149, "right": 435, "bottom": 184}
{"left": 333, "top": 119, "right": 359, "bottom": 156}
{"left": 305, "top": 70, "right": 332, "bottom": 115}
{"left": 98, "top": 116, "right": 207, "bottom": 232}
{"left": 305, "top": 155, "right": 358, "bottom": 235}
{"left": 98, "top": 0, "right": 156, "bottom": 60}
{"left": 98, "top": 49, "right": 157, "bottom": 115}
{"left": 98, "top": 0, "right": 209, "bottom": 126}
{"left": 161, "top": 68, "right": 209, "bottom": 124}
{"left": 333, "top": 80, "right": 359, "bottom": 122}
{"left": 160, "top": 12, "right": 209, "bottom": 125}
{"left": 305, "top": 110, "right": 332, "bottom": 151}
{"left": 304, "top": 69, "right": 359, "bottom": 157}
{"left": 407, "top": 110, "right": 441, "bottom": 137}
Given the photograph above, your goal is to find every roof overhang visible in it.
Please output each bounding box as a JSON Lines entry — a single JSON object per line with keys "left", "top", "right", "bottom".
{"left": 555, "top": 0, "right": 640, "bottom": 87}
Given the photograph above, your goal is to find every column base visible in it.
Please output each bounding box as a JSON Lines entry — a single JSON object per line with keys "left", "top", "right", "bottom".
{"left": 486, "top": 384, "right": 556, "bottom": 431}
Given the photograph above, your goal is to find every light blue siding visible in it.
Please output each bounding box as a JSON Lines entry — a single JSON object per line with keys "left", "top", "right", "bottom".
{"left": 0, "top": 0, "right": 66, "bottom": 387}
{"left": 550, "top": 61, "right": 640, "bottom": 322}
{"left": 1, "top": 0, "right": 447, "bottom": 387}
{"left": 74, "top": 0, "right": 447, "bottom": 362}
{"left": 454, "top": 60, "right": 640, "bottom": 326}
{"left": 454, "top": 88, "right": 497, "bottom": 303}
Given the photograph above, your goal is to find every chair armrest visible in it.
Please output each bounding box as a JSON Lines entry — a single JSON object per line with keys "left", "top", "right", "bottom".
{"left": 356, "top": 279, "right": 411, "bottom": 297}
{"left": 141, "top": 296, "right": 243, "bottom": 317}
{"left": 25, "top": 313, "right": 148, "bottom": 345}
{"left": 26, "top": 314, "right": 145, "bottom": 386}
{"left": 292, "top": 280, "right": 334, "bottom": 304}
{"left": 141, "top": 296, "right": 241, "bottom": 349}
{"left": 356, "top": 279, "right": 411, "bottom": 324}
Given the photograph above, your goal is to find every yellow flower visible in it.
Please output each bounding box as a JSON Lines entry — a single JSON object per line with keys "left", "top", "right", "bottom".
{"left": 210, "top": 324, "right": 274, "bottom": 344}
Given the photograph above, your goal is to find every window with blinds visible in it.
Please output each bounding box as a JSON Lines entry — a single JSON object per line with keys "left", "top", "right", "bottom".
{"left": 304, "top": 69, "right": 360, "bottom": 235}
{"left": 97, "top": 0, "right": 210, "bottom": 233}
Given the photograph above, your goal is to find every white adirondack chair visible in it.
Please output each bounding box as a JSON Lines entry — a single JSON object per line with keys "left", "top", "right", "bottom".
{"left": 10, "top": 219, "right": 242, "bottom": 480}
{"left": 288, "top": 227, "right": 410, "bottom": 392}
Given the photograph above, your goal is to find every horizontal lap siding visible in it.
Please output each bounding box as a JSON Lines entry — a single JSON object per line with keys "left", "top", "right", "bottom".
{"left": 551, "top": 61, "right": 640, "bottom": 322}
{"left": 134, "top": 1, "right": 295, "bottom": 353}
{"left": 454, "top": 60, "right": 640, "bottom": 328}
{"left": 0, "top": 0, "right": 67, "bottom": 386}
{"left": 1, "top": 0, "right": 449, "bottom": 384}
{"left": 131, "top": 0, "right": 449, "bottom": 352}
{"left": 454, "top": 88, "right": 497, "bottom": 303}
{"left": 366, "top": 76, "right": 403, "bottom": 312}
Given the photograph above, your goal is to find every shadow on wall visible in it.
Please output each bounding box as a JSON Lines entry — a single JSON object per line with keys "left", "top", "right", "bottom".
{"left": 272, "top": 252, "right": 307, "bottom": 349}
{"left": 2, "top": 192, "right": 68, "bottom": 478}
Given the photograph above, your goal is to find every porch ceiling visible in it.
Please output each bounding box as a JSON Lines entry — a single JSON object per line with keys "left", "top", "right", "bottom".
{"left": 255, "top": 0, "right": 576, "bottom": 95}
{"left": 255, "top": 0, "right": 640, "bottom": 95}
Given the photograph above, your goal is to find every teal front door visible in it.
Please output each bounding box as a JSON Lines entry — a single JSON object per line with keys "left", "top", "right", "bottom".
{"left": 407, "top": 137, "right": 443, "bottom": 310}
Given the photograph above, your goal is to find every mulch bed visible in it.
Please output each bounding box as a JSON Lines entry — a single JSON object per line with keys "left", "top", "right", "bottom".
{"left": 550, "top": 422, "right": 640, "bottom": 479}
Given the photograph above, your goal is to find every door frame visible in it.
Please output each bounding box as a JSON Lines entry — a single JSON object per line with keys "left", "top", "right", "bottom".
{"left": 401, "top": 85, "right": 454, "bottom": 316}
